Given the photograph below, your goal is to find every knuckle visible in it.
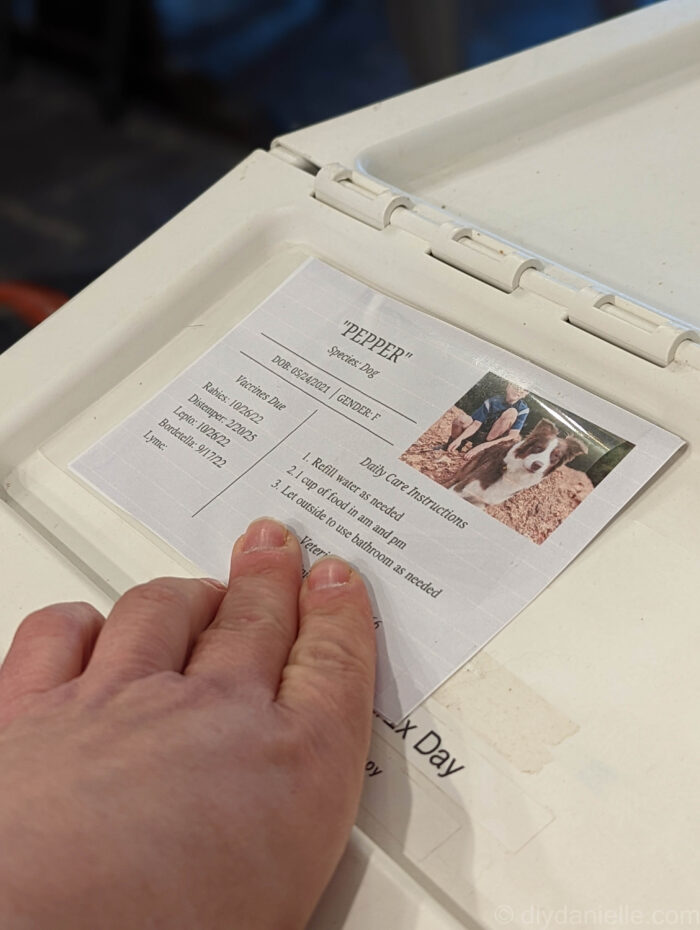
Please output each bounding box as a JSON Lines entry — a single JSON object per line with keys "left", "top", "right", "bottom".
{"left": 302, "top": 635, "right": 373, "bottom": 685}
{"left": 16, "top": 603, "right": 96, "bottom": 643}
{"left": 120, "top": 578, "right": 189, "bottom": 617}
{"left": 216, "top": 593, "right": 292, "bottom": 640}
{"left": 229, "top": 561, "right": 300, "bottom": 607}
{"left": 229, "top": 566, "right": 295, "bottom": 599}
{"left": 233, "top": 610, "right": 288, "bottom": 638}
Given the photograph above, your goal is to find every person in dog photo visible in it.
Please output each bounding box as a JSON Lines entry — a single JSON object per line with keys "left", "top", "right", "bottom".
{"left": 400, "top": 373, "right": 634, "bottom": 544}
{"left": 438, "top": 381, "right": 531, "bottom": 454}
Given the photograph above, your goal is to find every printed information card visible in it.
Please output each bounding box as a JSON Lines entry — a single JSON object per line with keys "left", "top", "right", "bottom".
{"left": 72, "top": 259, "right": 683, "bottom": 721}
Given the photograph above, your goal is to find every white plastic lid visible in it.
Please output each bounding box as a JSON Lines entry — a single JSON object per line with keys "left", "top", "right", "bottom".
{"left": 278, "top": 0, "right": 700, "bottom": 329}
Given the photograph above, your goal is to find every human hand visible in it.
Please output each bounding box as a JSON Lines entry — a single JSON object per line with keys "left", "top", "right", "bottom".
{"left": 446, "top": 437, "right": 471, "bottom": 454}
{"left": 0, "top": 518, "right": 375, "bottom": 930}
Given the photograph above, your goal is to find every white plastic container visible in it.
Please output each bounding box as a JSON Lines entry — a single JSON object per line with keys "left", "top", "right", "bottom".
{"left": 2, "top": 2, "right": 699, "bottom": 926}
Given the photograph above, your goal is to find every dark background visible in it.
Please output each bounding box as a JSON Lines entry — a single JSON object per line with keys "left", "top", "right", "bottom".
{"left": 0, "top": 0, "right": 656, "bottom": 351}
{"left": 455, "top": 372, "right": 635, "bottom": 483}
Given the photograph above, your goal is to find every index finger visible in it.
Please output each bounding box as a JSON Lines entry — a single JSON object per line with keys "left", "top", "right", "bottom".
{"left": 277, "top": 557, "right": 375, "bottom": 736}
{"left": 184, "top": 518, "right": 302, "bottom": 696}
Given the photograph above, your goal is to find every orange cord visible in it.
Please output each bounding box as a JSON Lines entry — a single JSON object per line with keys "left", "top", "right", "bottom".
{"left": 0, "top": 282, "right": 69, "bottom": 328}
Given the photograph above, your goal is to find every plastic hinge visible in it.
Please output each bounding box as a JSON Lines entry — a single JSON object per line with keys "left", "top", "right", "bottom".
{"left": 430, "top": 223, "right": 542, "bottom": 293}
{"left": 314, "top": 164, "right": 411, "bottom": 230}
{"left": 569, "top": 286, "right": 697, "bottom": 367}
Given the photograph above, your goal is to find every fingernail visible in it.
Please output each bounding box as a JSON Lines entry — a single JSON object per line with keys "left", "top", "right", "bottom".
{"left": 201, "top": 577, "right": 227, "bottom": 590}
{"left": 241, "top": 517, "right": 288, "bottom": 552}
{"left": 308, "top": 556, "right": 351, "bottom": 590}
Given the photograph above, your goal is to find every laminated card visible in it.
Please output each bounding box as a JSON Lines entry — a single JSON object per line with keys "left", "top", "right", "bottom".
{"left": 72, "top": 259, "right": 683, "bottom": 721}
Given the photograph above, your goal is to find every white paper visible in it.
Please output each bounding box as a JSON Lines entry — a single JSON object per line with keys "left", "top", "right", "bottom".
{"left": 71, "top": 259, "right": 683, "bottom": 722}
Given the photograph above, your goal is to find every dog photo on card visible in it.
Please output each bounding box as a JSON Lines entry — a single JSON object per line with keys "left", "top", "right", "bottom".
{"left": 400, "top": 372, "right": 634, "bottom": 544}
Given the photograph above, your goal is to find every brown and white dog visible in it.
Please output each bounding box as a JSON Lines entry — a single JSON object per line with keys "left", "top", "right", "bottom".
{"left": 443, "top": 418, "right": 587, "bottom": 508}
